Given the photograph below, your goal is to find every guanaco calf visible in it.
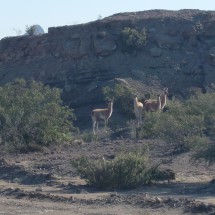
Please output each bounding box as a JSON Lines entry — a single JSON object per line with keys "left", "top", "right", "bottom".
{"left": 143, "top": 94, "right": 161, "bottom": 112}
{"left": 133, "top": 95, "right": 143, "bottom": 126}
{"left": 91, "top": 100, "right": 113, "bottom": 134}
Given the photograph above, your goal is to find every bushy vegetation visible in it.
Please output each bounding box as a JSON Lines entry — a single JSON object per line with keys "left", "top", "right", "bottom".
{"left": 186, "top": 93, "right": 215, "bottom": 138}
{"left": 103, "top": 83, "right": 134, "bottom": 118}
{"left": 132, "top": 92, "right": 215, "bottom": 161}
{"left": 25, "top": 25, "right": 35, "bottom": 36}
{"left": 71, "top": 147, "right": 169, "bottom": 189}
{"left": 0, "top": 79, "right": 76, "bottom": 152}
{"left": 187, "top": 93, "right": 215, "bottom": 163}
{"left": 102, "top": 85, "right": 215, "bottom": 162}
{"left": 138, "top": 96, "right": 209, "bottom": 152}
{"left": 120, "top": 27, "right": 147, "bottom": 52}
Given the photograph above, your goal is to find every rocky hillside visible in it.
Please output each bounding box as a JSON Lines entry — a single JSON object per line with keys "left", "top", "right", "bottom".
{"left": 1, "top": 9, "right": 215, "bottom": 129}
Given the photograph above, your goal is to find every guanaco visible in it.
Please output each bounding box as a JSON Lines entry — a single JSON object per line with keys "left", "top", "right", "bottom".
{"left": 143, "top": 94, "right": 162, "bottom": 112}
{"left": 91, "top": 100, "right": 113, "bottom": 134}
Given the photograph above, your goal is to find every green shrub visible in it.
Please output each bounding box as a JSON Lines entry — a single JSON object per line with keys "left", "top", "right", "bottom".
{"left": 0, "top": 79, "right": 76, "bottom": 152}
{"left": 120, "top": 27, "right": 147, "bottom": 52}
{"left": 25, "top": 25, "right": 35, "bottom": 36}
{"left": 71, "top": 147, "right": 173, "bottom": 189}
{"left": 140, "top": 111, "right": 161, "bottom": 139}
{"left": 186, "top": 93, "right": 215, "bottom": 138}
{"left": 139, "top": 98, "right": 206, "bottom": 151}
{"left": 187, "top": 93, "right": 215, "bottom": 163}
{"left": 77, "top": 128, "right": 112, "bottom": 143}
{"left": 193, "top": 143, "right": 215, "bottom": 164}
{"left": 159, "top": 101, "right": 205, "bottom": 151}
{"left": 78, "top": 131, "right": 94, "bottom": 143}
{"left": 103, "top": 84, "right": 134, "bottom": 118}
{"left": 71, "top": 147, "right": 156, "bottom": 189}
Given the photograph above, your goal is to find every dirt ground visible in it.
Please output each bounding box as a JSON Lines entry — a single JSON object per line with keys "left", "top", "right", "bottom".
{"left": 0, "top": 137, "right": 215, "bottom": 215}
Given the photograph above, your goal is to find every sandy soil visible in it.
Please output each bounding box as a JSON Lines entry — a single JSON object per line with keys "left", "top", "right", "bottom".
{"left": 0, "top": 138, "right": 215, "bottom": 215}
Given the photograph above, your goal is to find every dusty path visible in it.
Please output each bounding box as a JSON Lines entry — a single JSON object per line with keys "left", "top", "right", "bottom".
{"left": 0, "top": 139, "right": 215, "bottom": 214}
{"left": 0, "top": 195, "right": 188, "bottom": 215}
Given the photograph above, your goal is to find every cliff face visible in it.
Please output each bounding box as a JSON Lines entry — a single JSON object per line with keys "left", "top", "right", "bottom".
{"left": 1, "top": 9, "right": 215, "bottom": 128}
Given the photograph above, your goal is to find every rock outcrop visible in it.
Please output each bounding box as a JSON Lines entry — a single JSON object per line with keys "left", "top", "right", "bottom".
{"left": 1, "top": 9, "right": 215, "bottom": 128}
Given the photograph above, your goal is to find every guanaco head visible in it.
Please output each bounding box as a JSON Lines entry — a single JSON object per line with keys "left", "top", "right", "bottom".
{"left": 133, "top": 94, "right": 139, "bottom": 104}
{"left": 108, "top": 98, "right": 114, "bottom": 108}
{"left": 163, "top": 87, "right": 169, "bottom": 96}
{"left": 134, "top": 93, "right": 142, "bottom": 104}
{"left": 133, "top": 93, "right": 138, "bottom": 98}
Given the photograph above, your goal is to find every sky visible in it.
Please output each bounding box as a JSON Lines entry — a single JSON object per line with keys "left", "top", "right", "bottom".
{"left": 1, "top": 0, "right": 215, "bottom": 39}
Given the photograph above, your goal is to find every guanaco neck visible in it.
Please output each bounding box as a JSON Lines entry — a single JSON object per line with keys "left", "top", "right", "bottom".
{"left": 108, "top": 102, "right": 113, "bottom": 117}
{"left": 161, "top": 88, "right": 168, "bottom": 109}
{"left": 161, "top": 94, "right": 166, "bottom": 108}
{"left": 134, "top": 97, "right": 139, "bottom": 107}
{"left": 157, "top": 95, "right": 161, "bottom": 109}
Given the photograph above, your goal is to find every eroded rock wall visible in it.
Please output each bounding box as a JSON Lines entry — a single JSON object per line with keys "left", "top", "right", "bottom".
{"left": 1, "top": 9, "right": 215, "bottom": 128}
